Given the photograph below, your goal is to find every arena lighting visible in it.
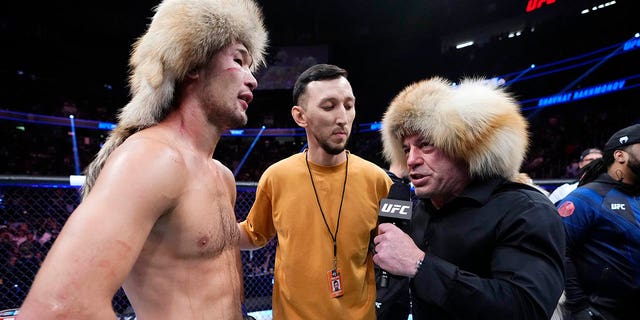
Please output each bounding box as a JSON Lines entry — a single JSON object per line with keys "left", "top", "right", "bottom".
{"left": 504, "top": 66, "right": 535, "bottom": 87}
{"left": 2, "top": 36, "right": 637, "bottom": 137}
{"left": 69, "top": 115, "right": 81, "bottom": 175}
{"left": 0, "top": 175, "right": 73, "bottom": 188}
{"left": 580, "top": 1, "right": 616, "bottom": 14}
{"left": 537, "top": 79, "right": 625, "bottom": 107}
{"left": 98, "top": 122, "right": 117, "bottom": 130}
{"left": 500, "top": 33, "right": 638, "bottom": 86}
{"left": 70, "top": 175, "right": 86, "bottom": 186}
{"left": 370, "top": 122, "right": 382, "bottom": 131}
{"left": 230, "top": 129, "right": 244, "bottom": 135}
{"left": 233, "top": 126, "right": 266, "bottom": 177}
{"left": 623, "top": 34, "right": 640, "bottom": 51}
{"left": 455, "top": 41, "right": 474, "bottom": 49}
{"left": 517, "top": 74, "right": 640, "bottom": 110}
{"left": 507, "top": 31, "right": 523, "bottom": 38}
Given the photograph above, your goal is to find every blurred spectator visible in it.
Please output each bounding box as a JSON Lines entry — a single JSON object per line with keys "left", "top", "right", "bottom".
{"left": 549, "top": 148, "right": 603, "bottom": 204}
{"left": 0, "top": 226, "right": 16, "bottom": 281}
{"left": 8, "top": 235, "right": 42, "bottom": 306}
{"left": 34, "top": 218, "right": 60, "bottom": 252}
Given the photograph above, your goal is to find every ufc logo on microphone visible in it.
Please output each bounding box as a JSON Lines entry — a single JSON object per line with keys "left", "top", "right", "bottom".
{"left": 380, "top": 203, "right": 411, "bottom": 215}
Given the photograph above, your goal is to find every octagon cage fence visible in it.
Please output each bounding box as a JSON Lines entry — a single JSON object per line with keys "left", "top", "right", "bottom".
{"left": 0, "top": 176, "right": 566, "bottom": 319}
{"left": 0, "top": 177, "right": 277, "bottom": 319}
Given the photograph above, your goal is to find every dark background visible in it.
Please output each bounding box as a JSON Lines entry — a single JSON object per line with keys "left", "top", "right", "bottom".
{"left": 1, "top": 0, "right": 636, "bottom": 125}
{"left": 0, "top": 0, "right": 638, "bottom": 179}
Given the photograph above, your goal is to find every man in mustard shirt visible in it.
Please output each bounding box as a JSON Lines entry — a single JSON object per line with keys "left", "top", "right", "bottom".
{"left": 238, "top": 64, "right": 392, "bottom": 319}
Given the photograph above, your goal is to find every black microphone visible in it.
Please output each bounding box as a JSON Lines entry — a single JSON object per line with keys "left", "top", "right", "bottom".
{"left": 377, "top": 181, "right": 412, "bottom": 288}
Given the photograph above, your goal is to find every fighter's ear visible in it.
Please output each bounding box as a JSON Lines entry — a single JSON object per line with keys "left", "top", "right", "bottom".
{"left": 291, "top": 105, "right": 307, "bottom": 128}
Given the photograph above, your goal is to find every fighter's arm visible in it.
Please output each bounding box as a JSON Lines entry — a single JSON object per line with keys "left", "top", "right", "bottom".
{"left": 18, "top": 140, "right": 185, "bottom": 319}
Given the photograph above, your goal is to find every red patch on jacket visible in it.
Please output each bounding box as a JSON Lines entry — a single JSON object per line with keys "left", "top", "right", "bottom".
{"left": 558, "top": 201, "right": 575, "bottom": 217}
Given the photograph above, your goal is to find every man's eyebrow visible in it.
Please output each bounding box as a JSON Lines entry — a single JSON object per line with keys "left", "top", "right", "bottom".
{"left": 236, "top": 48, "right": 253, "bottom": 66}
{"left": 316, "top": 95, "right": 355, "bottom": 106}
{"left": 317, "top": 97, "right": 335, "bottom": 106}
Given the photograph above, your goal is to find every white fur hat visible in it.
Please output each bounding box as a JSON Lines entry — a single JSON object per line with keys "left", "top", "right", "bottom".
{"left": 381, "top": 77, "right": 529, "bottom": 180}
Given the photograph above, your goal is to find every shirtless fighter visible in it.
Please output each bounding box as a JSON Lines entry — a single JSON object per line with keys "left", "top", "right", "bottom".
{"left": 18, "top": 0, "right": 267, "bottom": 319}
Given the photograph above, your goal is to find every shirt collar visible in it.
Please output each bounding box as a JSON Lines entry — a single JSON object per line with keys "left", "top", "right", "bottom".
{"left": 456, "top": 177, "right": 506, "bottom": 205}
{"left": 594, "top": 172, "right": 640, "bottom": 195}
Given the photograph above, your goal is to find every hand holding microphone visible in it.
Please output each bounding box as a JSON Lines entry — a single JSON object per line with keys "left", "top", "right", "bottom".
{"left": 373, "top": 224, "right": 423, "bottom": 277}
{"left": 375, "top": 182, "right": 412, "bottom": 287}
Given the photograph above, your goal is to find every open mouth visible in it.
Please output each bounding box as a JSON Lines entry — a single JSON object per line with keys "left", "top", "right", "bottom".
{"left": 409, "top": 173, "right": 428, "bottom": 185}
{"left": 409, "top": 173, "right": 425, "bottom": 180}
{"left": 239, "top": 92, "right": 253, "bottom": 105}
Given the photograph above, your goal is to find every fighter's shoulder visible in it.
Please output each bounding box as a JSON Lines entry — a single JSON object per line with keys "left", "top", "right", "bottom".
{"left": 118, "top": 134, "right": 185, "bottom": 163}
{"left": 88, "top": 133, "right": 188, "bottom": 206}
{"left": 562, "top": 183, "right": 609, "bottom": 206}
{"left": 212, "top": 159, "right": 235, "bottom": 185}
{"left": 106, "top": 133, "right": 188, "bottom": 181}
{"left": 213, "top": 159, "right": 233, "bottom": 174}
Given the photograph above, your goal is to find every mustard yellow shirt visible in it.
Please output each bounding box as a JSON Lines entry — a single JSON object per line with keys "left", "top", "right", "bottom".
{"left": 240, "top": 152, "right": 392, "bottom": 319}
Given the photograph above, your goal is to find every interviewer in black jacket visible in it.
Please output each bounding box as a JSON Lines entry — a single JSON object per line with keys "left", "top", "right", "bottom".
{"left": 373, "top": 77, "right": 566, "bottom": 320}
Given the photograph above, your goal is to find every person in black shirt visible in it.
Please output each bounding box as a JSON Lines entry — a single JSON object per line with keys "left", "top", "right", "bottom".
{"left": 373, "top": 77, "right": 566, "bottom": 319}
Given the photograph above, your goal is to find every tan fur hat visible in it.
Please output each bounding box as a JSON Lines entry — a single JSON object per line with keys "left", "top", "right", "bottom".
{"left": 82, "top": 0, "right": 267, "bottom": 198}
{"left": 381, "top": 77, "right": 529, "bottom": 180}
{"left": 120, "top": 0, "right": 268, "bottom": 127}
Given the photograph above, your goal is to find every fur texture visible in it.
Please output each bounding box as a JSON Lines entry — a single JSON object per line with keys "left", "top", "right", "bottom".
{"left": 381, "top": 77, "right": 529, "bottom": 180}
{"left": 82, "top": 0, "right": 268, "bottom": 198}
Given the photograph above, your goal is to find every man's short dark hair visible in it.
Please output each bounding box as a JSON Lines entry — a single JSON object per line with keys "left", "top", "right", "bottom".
{"left": 293, "top": 64, "right": 348, "bottom": 105}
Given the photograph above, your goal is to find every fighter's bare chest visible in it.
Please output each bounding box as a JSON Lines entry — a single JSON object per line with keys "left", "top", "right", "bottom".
{"left": 152, "top": 189, "right": 239, "bottom": 258}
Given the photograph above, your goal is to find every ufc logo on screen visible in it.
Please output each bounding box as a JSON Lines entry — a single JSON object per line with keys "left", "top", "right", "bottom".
{"left": 381, "top": 203, "right": 411, "bottom": 215}
{"left": 526, "top": 0, "right": 556, "bottom": 12}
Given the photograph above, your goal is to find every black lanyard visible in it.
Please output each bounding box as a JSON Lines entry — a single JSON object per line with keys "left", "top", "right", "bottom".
{"left": 305, "top": 150, "right": 348, "bottom": 269}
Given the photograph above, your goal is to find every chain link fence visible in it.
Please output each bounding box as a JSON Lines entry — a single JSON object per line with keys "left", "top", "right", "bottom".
{"left": 0, "top": 179, "right": 274, "bottom": 319}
